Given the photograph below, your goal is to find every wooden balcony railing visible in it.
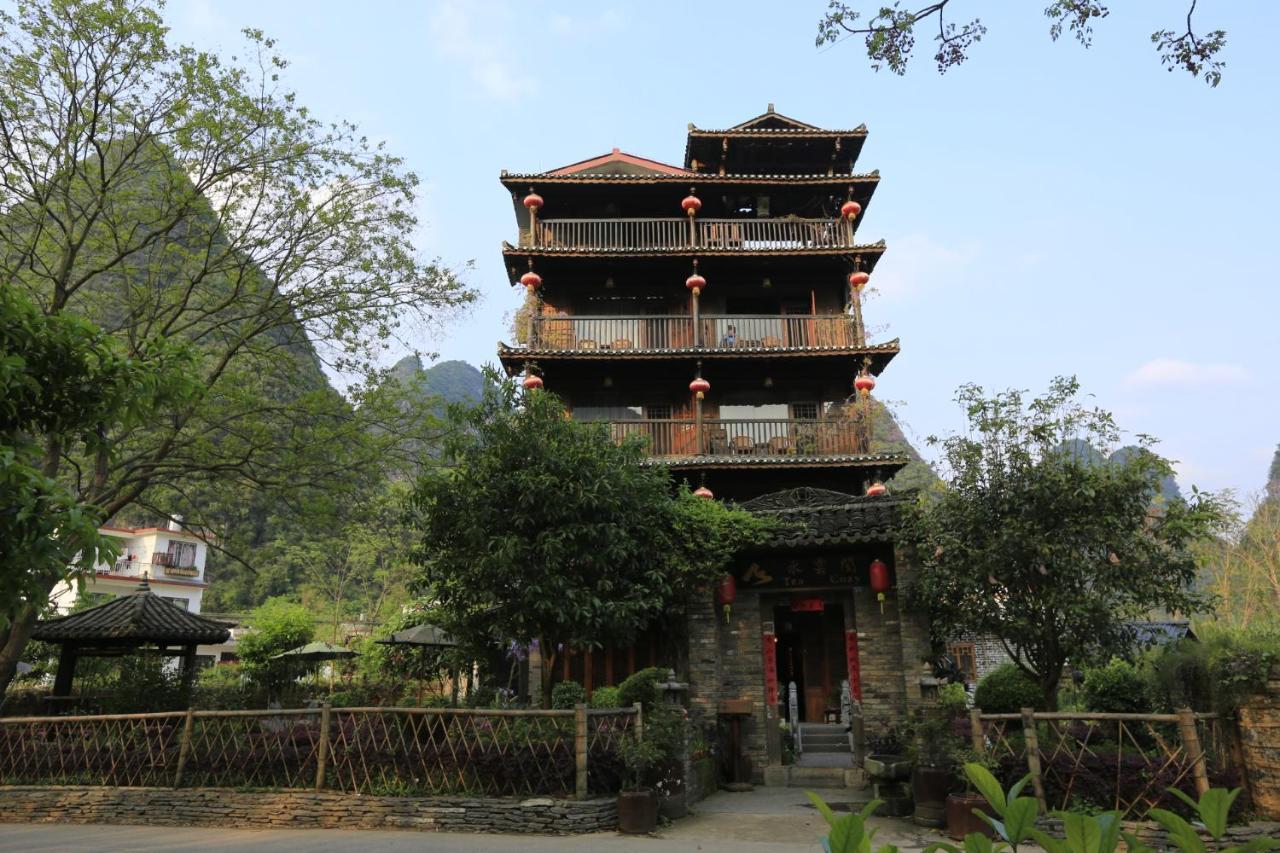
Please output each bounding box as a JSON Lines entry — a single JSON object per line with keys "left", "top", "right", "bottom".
{"left": 595, "top": 418, "right": 870, "bottom": 459}
{"left": 526, "top": 217, "right": 856, "bottom": 251}
{"left": 528, "top": 314, "right": 862, "bottom": 352}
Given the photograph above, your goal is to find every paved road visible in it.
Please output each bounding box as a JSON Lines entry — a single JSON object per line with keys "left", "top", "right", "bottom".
{"left": 0, "top": 788, "right": 948, "bottom": 852}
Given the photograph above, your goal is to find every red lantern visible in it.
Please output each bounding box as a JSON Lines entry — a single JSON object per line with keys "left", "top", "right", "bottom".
{"left": 523, "top": 374, "right": 543, "bottom": 391}
{"left": 685, "top": 273, "right": 707, "bottom": 294}
{"left": 522, "top": 192, "right": 544, "bottom": 211}
{"left": 866, "top": 481, "right": 887, "bottom": 497}
{"left": 681, "top": 194, "right": 702, "bottom": 216}
{"left": 520, "top": 271, "right": 542, "bottom": 290}
{"left": 848, "top": 271, "right": 870, "bottom": 291}
{"left": 841, "top": 200, "right": 862, "bottom": 221}
{"left": 869, "top": 558, "right": 891, "bottom": 613}
{"left": 694, "top": 485, "right": 715, "bottom": 499}
{"left": 689, "top": 377, "right": 710, "bottom": 399}
{"left": 854, "top": 373, "right": 876, "bottom": 397}
{"left": 714, "top": 573, "right": 737, "bottom": 623}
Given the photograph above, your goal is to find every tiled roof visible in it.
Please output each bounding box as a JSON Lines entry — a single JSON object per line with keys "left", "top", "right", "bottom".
{"left": 655, "top": 452, "right": 909, "bottom": 471}
{"left": 738, "top": 486, "right": 913, "bottom": 547}
{"left": 688, "top": 125, "right": 868, "bottom": 137}
{"left": 33, "top": 584, "right": 232, "bottom": 645}
{"left": 502, "top": 240, "right": 886, "bottom": 259}
{"left": 496, "top": 339, "right": 901, "bottom": 362}
{"left": 499, "top": 172, "right": 878, "bottom": 186}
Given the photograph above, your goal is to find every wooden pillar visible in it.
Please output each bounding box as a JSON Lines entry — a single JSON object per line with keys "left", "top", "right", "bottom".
{"left": 179, "top": 644, "right": 198, "bottom": 702}
{"left": 574, "top": 704, "right": 589, "bottom": 800}
{"left": 691, "top": 287, "right": 701, "bottom": 348}
{"left": 1020, "top": 707, "right": 1047, "bottom": 813}
{"left": 969, "top": 708, "right": 985, "bottom": 752}
{"left": 1176, "top": 707, "right": 1211, "bottom": 797}
{"left": 315, "top": 703, "right": 332, "bottom": 791}
{"left": 52, "top": 643, "right": 78, "bottom": 697}
{"left": 173, "top": 707, "right": 196, "bottom": 788}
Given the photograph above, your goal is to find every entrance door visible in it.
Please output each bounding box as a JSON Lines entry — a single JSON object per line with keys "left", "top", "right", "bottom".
{"left": 773, "top": 603, "right": 846, "bottom": 723}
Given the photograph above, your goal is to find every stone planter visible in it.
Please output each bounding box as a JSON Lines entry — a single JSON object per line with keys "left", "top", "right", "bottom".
{"left": 617, "top": 790, "right": 658, "bottom": 834}
{"left": 863, "top": 754, "right": 912, "bottom": 781}
{"left": 947, "top": 792, "right": 995, "bottom": 840}
{"left": 911, "top": 766, "right": 953, "bottom": 828}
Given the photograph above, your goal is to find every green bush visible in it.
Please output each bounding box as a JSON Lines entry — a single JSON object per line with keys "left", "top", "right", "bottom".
{"left": 1149, "top": 627, "right": 1279, "bottom": 714}
{"left": 974, "top": 664, "right": 1043, "bottom": 713}
{"left": 589, "top": 685, "right": 621, "bottom": 708}
{"left": 550, "top": 679, "right": 586, "bottom": 709}
{"left": 1082, "top": 658, "right": 1153, "bottom": 714}
{"left": 618, "top": 666, "right": 667, "bottom": 711}
{"left": 937, "top": 681, "right": 969, "bottom": 717}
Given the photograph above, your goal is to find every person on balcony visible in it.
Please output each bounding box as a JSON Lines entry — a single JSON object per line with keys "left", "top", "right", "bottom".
{"left": 720, "top": 325, "right": 737, "bottom": 348}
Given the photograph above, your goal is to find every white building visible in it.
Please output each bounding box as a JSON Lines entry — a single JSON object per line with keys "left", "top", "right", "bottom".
{"left": 52, "top": 517, "right": 211, "bottom": 615}
{"left": 51, "top": 518, "right": 238, "bottom": 666}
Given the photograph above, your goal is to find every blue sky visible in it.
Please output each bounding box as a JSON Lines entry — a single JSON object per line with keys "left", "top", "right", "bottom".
{"left": 165, "top": 1, "right": 1279, "bottom": 501}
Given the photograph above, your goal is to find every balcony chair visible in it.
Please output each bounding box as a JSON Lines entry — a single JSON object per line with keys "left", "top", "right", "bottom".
{"left": 768, "top": 435, "right": 793, "bottom": 455}
{"left": 731, "top": 435, "right": 754, "bottom": 455}
{"left": 577, "top": 339, "right": 598, "bottom": 350}
{"left": 611, "top": 338, "right": 633, "bottom": 350}
{"left": 760, "top": 335, "right": 782, "bottom": 348}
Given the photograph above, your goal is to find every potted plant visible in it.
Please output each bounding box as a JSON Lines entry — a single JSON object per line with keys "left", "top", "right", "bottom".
{"left": 945, "top": 749, "right": 998, "bottom": 840}
{"left": 616, "top": 730, "right": 663, "bottom": 834}
{"left": 909, "top": 683, "right": 969, "bottom": 828}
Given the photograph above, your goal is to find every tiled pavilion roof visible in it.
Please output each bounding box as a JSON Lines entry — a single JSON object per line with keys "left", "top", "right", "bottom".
{"left": 738, "top": 486, "right": 913, "bottom": 548}
{"left": 32, "top": 581, "right": 231, "bottom": 645}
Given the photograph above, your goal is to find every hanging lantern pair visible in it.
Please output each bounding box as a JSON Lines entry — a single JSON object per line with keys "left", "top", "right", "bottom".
{"left": 869, "top": 558, "right": 891, "bottom": 614}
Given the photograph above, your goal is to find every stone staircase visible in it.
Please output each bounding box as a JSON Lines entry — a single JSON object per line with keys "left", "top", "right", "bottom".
{"left": 765, "top": 723, "right": 864, "bottom": 788}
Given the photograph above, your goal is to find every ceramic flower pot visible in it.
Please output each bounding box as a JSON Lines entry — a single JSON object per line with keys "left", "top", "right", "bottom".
{"left": 947, "top": 791, "right": 996, "bottom": 840}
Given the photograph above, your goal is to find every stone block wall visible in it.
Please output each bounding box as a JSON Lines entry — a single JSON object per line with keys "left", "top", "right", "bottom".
{"left": 0, "top": 787, "right": 618, "bottom": 834}
{"left": 1240, "top": 667, "right": 1280, "bottom": 820}
{"left": 852, "top": 587, "right": 910, "bottom": 739}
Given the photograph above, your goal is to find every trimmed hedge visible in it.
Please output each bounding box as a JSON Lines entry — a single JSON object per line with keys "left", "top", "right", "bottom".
{"left": 974, "top": 664, "right": 1043, "bottom": 713}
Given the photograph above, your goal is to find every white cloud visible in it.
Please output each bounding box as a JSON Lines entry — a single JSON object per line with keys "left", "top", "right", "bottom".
{"left": 428, "top": 2, "right": 535, "bottom": 101}
{"left": 549, "top": 9, "right": 627, "bottom": 39}
{"left": 1123, "top": 358, "right": 1249, "bottom": 388}
{"left": 864, "top": 233, "right": 981, "bottom": 304}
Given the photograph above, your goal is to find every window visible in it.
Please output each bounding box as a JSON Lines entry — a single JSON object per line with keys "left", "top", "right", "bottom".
{"left": 790, "top": 402, "right": 819, "bottom": 421}
{"left": 645, "top": 405, "right": 672, "bottom": 420}
{"left": 573, "top": 405, "right": 643, "bottom": 422}
{"left": 166, "top": 540, "right": 197, "bottom": 568}
{"left": 161, "top": 596, "right": 189, "bottom": 611}
{"left": 948, "top": 642, "right": 978, "bottom": 686}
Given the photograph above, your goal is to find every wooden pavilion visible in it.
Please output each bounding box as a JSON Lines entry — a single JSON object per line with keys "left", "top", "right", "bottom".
{"left": 32, "top": 578, "right": 231, "bottom": 699}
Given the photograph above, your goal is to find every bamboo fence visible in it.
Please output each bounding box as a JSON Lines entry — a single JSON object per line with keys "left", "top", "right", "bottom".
{"left": 0, "top": 704, "right": 640, "bottom": 799}
{"left": 970, "top": 707, "right": 1228, "bottom": 819}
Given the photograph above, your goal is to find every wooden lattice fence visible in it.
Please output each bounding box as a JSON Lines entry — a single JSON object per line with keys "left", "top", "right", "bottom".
{"left": 0, "top": 705, "right": 640, "bottom": 799}
{"left": 971, "top": 708, "right": 1237, "bottom": 820}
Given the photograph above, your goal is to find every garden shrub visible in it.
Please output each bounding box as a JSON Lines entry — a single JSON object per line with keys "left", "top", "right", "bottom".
{"left": 974, "top": 664, "right": 1043, "bottom": 713}
{"left": 551, "top": 679, "right": 586, "bottom": 709}
{"left": 937, "top": 681, "right": 969, "bottom": 717}
{"left": 618, "top": 666, "right": 667, "bottom": 710}
{"left": 589, "top": 685, "right": 621, "bottom": 708}
{"left": 1149, "top": 627, "right": 1279, "bottom": 714}
{"left": 1082, "top": 658, "right": 1153, "bottom": 714}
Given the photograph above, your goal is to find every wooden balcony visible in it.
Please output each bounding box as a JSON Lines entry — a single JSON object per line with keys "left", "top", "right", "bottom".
{"left": 525, "top": 217, "right": 856, "bottom": 251}
{"left": 596, "top": 418, "right": 870, "bottom": 460}
{"left": 529, "top": 314, "right": 864, "bottom": 352}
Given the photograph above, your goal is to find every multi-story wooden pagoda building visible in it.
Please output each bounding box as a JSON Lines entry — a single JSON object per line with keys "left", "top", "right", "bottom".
{"left": 498, "top": 107, "right": 931, "bottom": 785}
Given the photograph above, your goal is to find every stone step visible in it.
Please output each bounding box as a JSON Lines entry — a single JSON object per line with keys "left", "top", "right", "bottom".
{"left": 786, "top": 766, "right": 860, "bottom": 789}
{"left": 803, "top": 743, "right": 851, "bottom": 754}
{"left": 802, "top": 732, "right": 850, "bottom": 744}
{"left": 798, "top": 723, "right": 847, "bottom": 734}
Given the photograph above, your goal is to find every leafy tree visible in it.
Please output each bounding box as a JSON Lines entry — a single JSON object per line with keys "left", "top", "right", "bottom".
{"left": 905, "top": 377, "right": 1231, "bottom": 708}
{"left": 408, "top": 374, "right": 773, "bottom": 696}
{"left": 816, "top": 1, "right": 1227, "bottom": 86}
{"left": 235, "top": 597, "right": 315, "bottom": 691}
{"left": 1, "top": 285, "right": 194, "bottom": 670}
{"left": 0, "top": 0, "right": 471, "bottom": 690}
{"left": 1199, "top": 494, "right": 1280, "bottom": 633}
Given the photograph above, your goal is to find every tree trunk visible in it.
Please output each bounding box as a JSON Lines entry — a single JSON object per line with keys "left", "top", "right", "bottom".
{"left": 0, "top": 606, "right": 41, "bottom": 697}
{"left": 1040, "top": 665, "right": 1062, "bottom": 711}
